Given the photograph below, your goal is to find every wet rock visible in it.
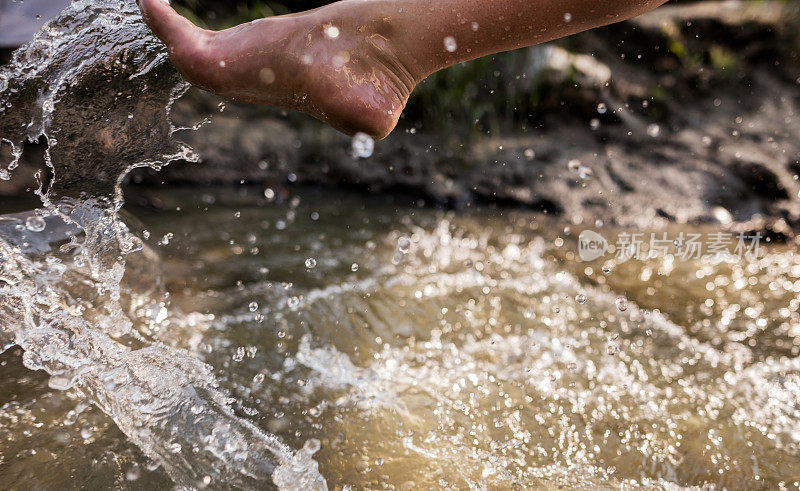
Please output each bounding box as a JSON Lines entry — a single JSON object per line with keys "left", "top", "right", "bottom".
{"left": 731, "top": 161, "right": 788, "bottom": 200}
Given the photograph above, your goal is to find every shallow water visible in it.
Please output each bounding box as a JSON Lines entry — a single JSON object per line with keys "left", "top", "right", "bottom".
{"left": 2, "top": 0, "right": 800, "bottom": 488}
{"left": 4, "top": 187, "right": 799, "bottom": 489}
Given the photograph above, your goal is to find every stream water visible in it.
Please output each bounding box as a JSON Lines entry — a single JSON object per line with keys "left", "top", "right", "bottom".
{"left": 1, "top": 1, "right": 800, "bottom": 490}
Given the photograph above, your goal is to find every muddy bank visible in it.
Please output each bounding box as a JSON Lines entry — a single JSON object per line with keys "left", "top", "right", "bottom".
{"left": 4, "top": 1, "right": 800, "bottom": 234}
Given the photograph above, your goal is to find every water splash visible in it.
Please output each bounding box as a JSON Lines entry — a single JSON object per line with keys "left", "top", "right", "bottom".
{"left": 0, "top": 1, "right": 326, "bottom": 488}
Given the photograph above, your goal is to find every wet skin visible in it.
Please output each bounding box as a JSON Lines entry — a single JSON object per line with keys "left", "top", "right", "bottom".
{"left": 139, "top": 0, "right": 668, "bottom": 139}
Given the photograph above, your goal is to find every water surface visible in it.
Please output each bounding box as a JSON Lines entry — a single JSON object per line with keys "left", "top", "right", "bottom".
{"left": 4, "top": 186, "right": 798, "bottom": 489}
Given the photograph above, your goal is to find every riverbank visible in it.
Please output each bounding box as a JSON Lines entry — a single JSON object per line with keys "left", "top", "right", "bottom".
{"left": 3, "top": 1, "right": 799, "bottom": 237}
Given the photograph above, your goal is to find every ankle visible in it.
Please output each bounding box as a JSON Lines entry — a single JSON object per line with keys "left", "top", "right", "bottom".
{"left": 309, "top": 2, "right": 422, "bottom": 88}
{"left": 297, "top": 4, "right": 420, "bottom": 138}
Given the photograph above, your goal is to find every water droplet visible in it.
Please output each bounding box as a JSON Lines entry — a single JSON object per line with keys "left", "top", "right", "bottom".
{"left": 259, "top": 67, "right": 276, "bottom": 85}
{"left": 253, "top": 373, "right": 265, "bottom": 385}
{"left": 590, "top": 118, "right": 601, "bottom": 130}
{"left": 324, "top": 25, "right": 340, "bottom": 39}
{"left": 523, "top": 148, "right": 535, "bottom": 160}
{"left": 615, "top": 296, "right": 628, "bottom": 312}
{"left": 249, "top": 302, "right": 258, "bottom": 312}
{"left": 287, "top": 297, "right": 300, "bottom": 309}
{"left": 305, "top": 258, "right": 317, "bottom": 269}
{"left": 397, "top": 237, "right": 411, "bottom": 254}
{"left": 568, "top": 160, "right": 593, "bottom": 180}
{"left": 332, "top": 52, "right": 348, "bottom": 68}
{"left": 49, "top": 372, "right": 77, "bottom": 390}
{"left": 351, "top": 132, "right": 375, "bottom": 158}
{"left": 233, "top": 347, "right": 245, "bottom": 362}
{"left": 81, "top": 427, "right": 94, "bottom": 439}
{"left": 303, "top": 438, "right": 321, "bottom": 454}
{"left": 126, "top": 466, "right": 141, "bottom": 481}
{"left": 647, "top": 123, "right": 661, "bottom": 138}
{"left": 25, "top": 216, "right": 46, "bottom": 232}
{"left": 169, "top": 442, "right": 182, "bottom": 454}
{"left": 597, "top": 103, "right": 607, "bottom": 114}
{"left": 443, "top": 36, "right": 458, "bottom": 52}
{"left": 575, "top": 294, "right": 587, "bottom": 304}
{"left": 351, "top": 263, "right": 359, "bottom": 272}
{"left": 712, "top": 206, "right": 733, "bottom": 225}
{"left": 564, "top": 12, "right": 573, "bottom": 22}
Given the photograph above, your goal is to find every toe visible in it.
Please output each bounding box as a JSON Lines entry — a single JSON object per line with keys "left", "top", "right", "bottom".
{"left": 140, "top": 0, "right": 199, "bottom": 47}
{"left": 139, "top": 0, "right": 215, "bottom": 87}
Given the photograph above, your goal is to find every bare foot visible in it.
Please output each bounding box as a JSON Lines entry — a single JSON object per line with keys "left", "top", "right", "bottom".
{"left": 140, "top": 0, "right": 669, "bottom": 139}
{"left": 139, "top": 0, "right": 417, "bottom": 139}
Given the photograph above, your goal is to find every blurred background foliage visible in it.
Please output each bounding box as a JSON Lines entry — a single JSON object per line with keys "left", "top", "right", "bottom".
{"left": 172, "top": 1, "right": 329, "bottom": 28}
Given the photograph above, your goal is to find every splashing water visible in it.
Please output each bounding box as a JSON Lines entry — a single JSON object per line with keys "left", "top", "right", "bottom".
{"left": 0, "top": 1, "right": 325, "bottom": 488}
{"left": 2, "top": 1, "right": 800, "bottom": 489}
{"left": 120, "top": 192, "right": 800, "bottom": 489}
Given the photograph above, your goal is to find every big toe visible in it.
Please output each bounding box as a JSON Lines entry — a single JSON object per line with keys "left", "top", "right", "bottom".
{"left": 139, "top": 0, "right": 215, "bottom": 87}
{"left": 139, "top": 0, "right": 200, "bottom": 47}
